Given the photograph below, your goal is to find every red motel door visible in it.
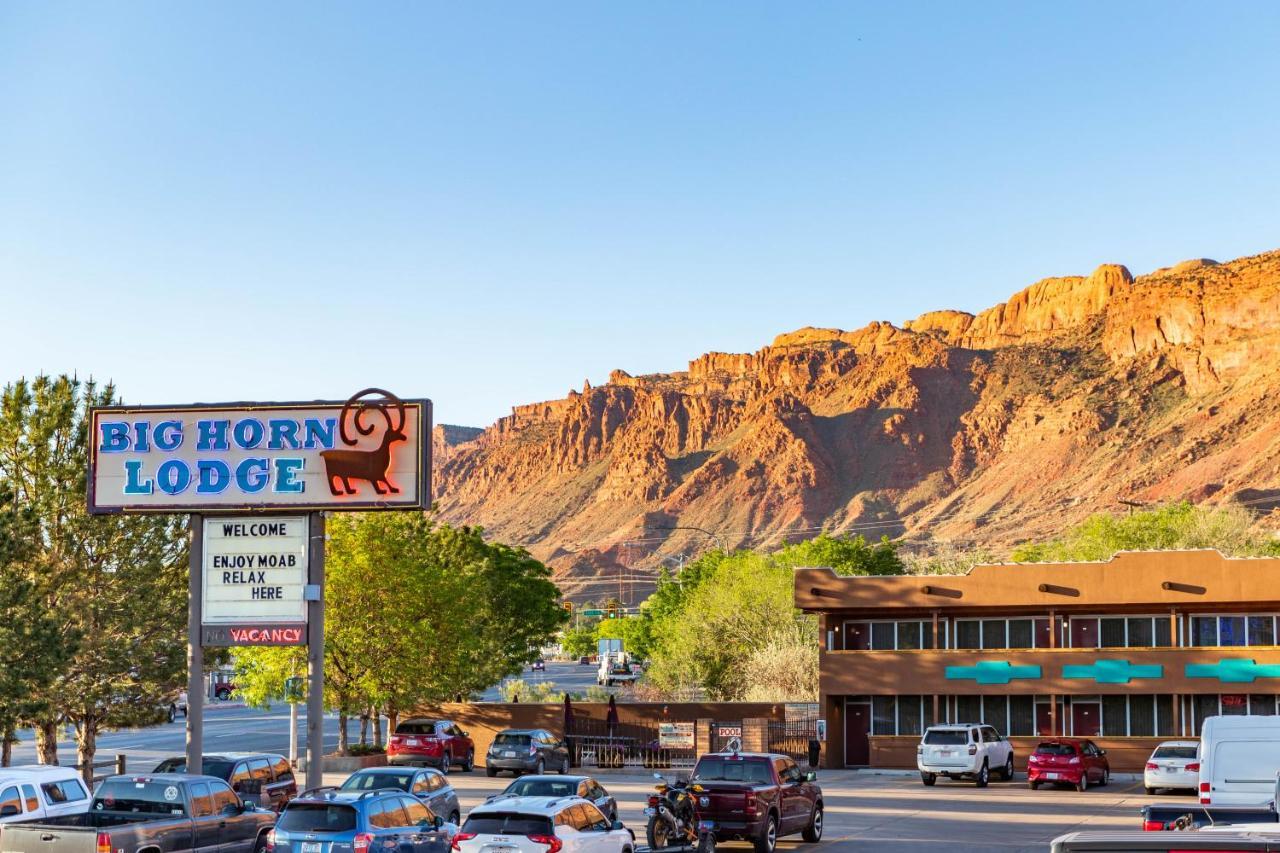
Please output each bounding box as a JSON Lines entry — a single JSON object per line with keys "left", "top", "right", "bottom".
{"left": 844, "top": 702, "right": 871, "bottom": 766}
{"left": 1072, "top": 702, "right": 1101, "bottom": 737}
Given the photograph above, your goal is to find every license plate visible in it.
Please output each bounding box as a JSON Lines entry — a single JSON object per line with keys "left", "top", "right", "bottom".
{"left": 643, "top": 807, "right": 655, "bottom": 816}
{"left": 1045, "top": 772, "right": 1060, "bottom": 780}
{"left": 503, "top": 750, "right": 517, "bottom": 757}
{"left": 302, "top": 843, "right": 322, "bottom": 853}
{"left": 939, "top": 750, "right": 952, "bottom": 757}
{"left": 1165, "top": 767, "right": 1178, "bottom": 773}
{"left": 406, "top": 738, "right": 419, "bottom": 746}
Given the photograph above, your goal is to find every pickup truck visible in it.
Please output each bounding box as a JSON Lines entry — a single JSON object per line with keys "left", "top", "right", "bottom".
{"left": 1053, "top": 829, "right": 1280, "bottom": 851}
{"left": 1142, "top": 802, "right": 1278, "bottom": 831}
{"left": 686, "top": 752, "right": 822, "bottom": 853}
{"left": 0, "top": 774, "right": 275, "bottom": 853}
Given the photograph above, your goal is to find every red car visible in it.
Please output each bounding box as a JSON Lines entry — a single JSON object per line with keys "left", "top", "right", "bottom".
{"left": 387, "top": 718, "right": 475, "bottom": 772}
{"left": 1027, "top": 739, "right": 1111, "bottom": 791}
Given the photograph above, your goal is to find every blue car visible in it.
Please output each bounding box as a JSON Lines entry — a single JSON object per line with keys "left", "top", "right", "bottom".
{"left": 339, "top": 767, "right": 461, "bottom": 825}
{"left": 269, "top": 789, "right": 450, "bottom": 853}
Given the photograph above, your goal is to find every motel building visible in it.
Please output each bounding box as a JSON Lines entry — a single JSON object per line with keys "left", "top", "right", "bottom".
{"left": 794, "top": 550, "right": 1280, "bottom": 773}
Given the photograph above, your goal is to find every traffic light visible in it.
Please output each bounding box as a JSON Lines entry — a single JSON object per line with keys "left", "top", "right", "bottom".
{"left": 562, "top": 601, "right": 574, "bottom": 613}
{"left": 606, "top": 603, "right": 619, "bottom": 619}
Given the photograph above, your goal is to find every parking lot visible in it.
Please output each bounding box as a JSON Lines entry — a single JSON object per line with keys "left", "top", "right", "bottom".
{"left": 321, "top": 767, "right": 1194, "bottom": 853}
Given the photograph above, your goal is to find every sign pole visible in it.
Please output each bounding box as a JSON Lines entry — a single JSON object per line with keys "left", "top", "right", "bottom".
{"left": 305, "top": 511, "right": 326, "bottom": 790}
{"left": 186, "top": 513, "right": 205, "bottom": 776}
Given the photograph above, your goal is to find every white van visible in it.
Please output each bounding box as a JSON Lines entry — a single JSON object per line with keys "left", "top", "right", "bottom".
{"left": 1198, "top": 715, "right": 1280, "bottom": 806}
{"left": 0, "top": 766, "right": 92, "bottom": 824}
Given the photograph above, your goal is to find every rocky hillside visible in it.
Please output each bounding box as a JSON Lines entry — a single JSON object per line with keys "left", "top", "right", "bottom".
{"left": 433, "top": 250, "right": 1280, "bottom": 602}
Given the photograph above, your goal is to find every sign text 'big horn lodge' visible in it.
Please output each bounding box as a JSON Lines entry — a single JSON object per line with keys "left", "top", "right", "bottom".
{"left": 88, "top": 389, "right": 431, "bottom": 513}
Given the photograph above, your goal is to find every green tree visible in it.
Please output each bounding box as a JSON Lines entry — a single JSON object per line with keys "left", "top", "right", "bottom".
{"left": 0, "top": 376, "right": 188, "bottom": 774}
{"left": 1011, "top": 502, "right": 1280, "bottom": 563}
{"left": 560, "top": 626, "right": 597, "bottom": 659}
{"left": 773, "top": 532, "right": 903, "bottom": 575}
{"left": 237, "top": 515, "right": 567, "bottom": 754}
{"left": 0, "top": 486, "right": 74, "bottom": 766}
{"left": 596, "top": 615, "right": 654, "bottom": 661}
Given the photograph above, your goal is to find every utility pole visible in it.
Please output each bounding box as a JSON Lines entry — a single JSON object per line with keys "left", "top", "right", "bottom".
{"left": 1119, "top": 499, "right": 1146, "bottom": 516}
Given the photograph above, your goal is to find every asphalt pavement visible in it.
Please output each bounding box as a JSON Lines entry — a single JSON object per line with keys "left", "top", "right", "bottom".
{"left": 481, "top": 659, "right": 618, "bottom": 700}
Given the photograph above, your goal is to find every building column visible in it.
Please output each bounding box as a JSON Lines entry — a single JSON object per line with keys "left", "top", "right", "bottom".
{"left": 696, "top": 718, "right": 713, "bottom": 757}
{"left": 742, "top": 718, "right": 769, "bottom": 753}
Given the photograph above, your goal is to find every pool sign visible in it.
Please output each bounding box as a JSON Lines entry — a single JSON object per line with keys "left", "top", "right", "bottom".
{"left": 88, "top": 389, "right": 431, "bottom": 513}
{"left": 201, "top": 515, "right": 308, "bottom": 645}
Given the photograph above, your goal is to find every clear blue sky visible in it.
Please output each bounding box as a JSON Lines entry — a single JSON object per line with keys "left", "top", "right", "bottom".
{"left": 2, "top": 3, "right": 1278, "bottom": 428}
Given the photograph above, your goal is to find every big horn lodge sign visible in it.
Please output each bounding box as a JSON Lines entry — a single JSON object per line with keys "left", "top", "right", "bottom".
{"left": 88, "top": 389, "right": 431, "bottom": 513}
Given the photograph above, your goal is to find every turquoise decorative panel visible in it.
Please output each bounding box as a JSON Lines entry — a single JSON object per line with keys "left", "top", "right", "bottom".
{"left": 1185, "top": 658, "right": 1280, "bottom": 683}
{"left": 1062, "top": 660, "right": 1163, "bottom": 683}
{"left": 945, "top": 661, "right": 1041, "bottom": 685}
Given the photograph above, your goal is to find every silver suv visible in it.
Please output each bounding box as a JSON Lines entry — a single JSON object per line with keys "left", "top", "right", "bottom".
{"left": 917, "top": 724, "right": 1015, "bottom": 787}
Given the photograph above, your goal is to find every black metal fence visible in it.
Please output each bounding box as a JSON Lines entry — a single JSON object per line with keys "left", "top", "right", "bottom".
{"left": 768, "top": 716, "right": 819, "bottom": 765}
{"left": 567, "top": 715, "right": 696, "bottom": 769}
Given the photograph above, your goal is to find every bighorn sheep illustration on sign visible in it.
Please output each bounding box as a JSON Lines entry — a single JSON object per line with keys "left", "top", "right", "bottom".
{"left": 320, "top": 388, "right": 408, "bottom": 496}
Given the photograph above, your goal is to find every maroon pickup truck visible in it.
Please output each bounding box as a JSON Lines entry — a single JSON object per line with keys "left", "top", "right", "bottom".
{"left": 688, "top": 752, "right": 823, "bottom": 853}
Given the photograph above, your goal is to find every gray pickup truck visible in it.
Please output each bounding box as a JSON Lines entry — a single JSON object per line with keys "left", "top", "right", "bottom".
{"left": 0, "top": 774, "right": 275, "bottom": 853}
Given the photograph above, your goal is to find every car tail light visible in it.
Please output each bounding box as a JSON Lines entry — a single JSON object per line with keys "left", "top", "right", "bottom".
{"left": 1067, "top": 756, "right": 1080, "bottom": 765}
{"left": 354, "top": 833, "right": 374, "bottom": 853}
{"left": 744, "top": 793, "right": 757, "bottom": 816}
{"left": 265, "top": 830, "right": 276, "bottom": 853}
{"left": 1146, "top": 762, "right": 1159, "bottom": 771}
{"left": 1186, "top": 763, "right": 1200, "bottom": 772}
{"left": 450, "top": 833, "right": 476, "bottom": 851}
{"left": 1142, "top": 820, "right": 1165, "bottom": 832}
{"left": 916, "top": 745, "right": 923, "bottom": 755}
{"left": 1028, "top": 755, "right": 1039, "bottom": 764}
{"left": 1200, "top": 781, "right": 1211, "bottom": 804}
{"left": 967, "top": 744, "right": 977, "bottom": 756}
{"left": 527, "top": 834, "right": 562, "bottom": 853}
{"left": 96, "top": 833, "right": 111, "bottom": 853}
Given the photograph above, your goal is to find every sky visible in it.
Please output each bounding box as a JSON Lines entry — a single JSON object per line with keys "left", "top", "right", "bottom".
{"left": 2, "top": 3, "right": 1279, "bottom": 428}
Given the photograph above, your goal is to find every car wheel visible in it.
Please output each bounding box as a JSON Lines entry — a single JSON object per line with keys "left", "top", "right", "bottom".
{"left": 1029, "top": 781, "right": 1039, "bottom": 790}
{"left": 1076, "top": 774, "right": 1088, "bottom": 793}
{"left": 254, "top": 832, "right": 270, "bottom": 853}
{"left": 975, "top": 761, "right": 989, "bottom": 788}
{"left": 1003, "top": 754, "right": 1015, "bottom": 781}
{"left": 535, "top": 757, "right": 545, "bottom": 775}
{"left": 462, "top": 751, "right": 474, "bottom": 772}
{"left": 1100, "top": 769, "right": 1109, "bottom": 787}
{"left": 802, "top": 804, "right": 823, "bottom": 842}
{"left": 921, "top": 772, "right": 936, "bottom": 787}
{"left": 753, "top": 815, "right": 777, "bottom": 853}
{"left": 441, "top": 752, "right": 451, "bottom": 774}
{"left": 167, "top": 705, "right": 176, "bottom": 724}
{"left": 560, "top": 757, "right": 570, "bottom": 774}
{"left": 1145, "top": 786, "right": 1155, "bottom": 795}
{"left": 449, "top": 811, "right": 460, "bottom": 825}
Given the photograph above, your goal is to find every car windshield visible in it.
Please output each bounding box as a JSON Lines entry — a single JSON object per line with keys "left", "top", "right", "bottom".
{"left": 278, "top": 803, "right": 358, "bottom": 833}
{"left": 503, "top": 779, "right": 578, "bottom": 797}
{"left": 396, "top": 722, "right": 439, "bottom": 736}
{"left": 340, "top": 772, "right": 412, "bottom": 792}
{"left": 494, "top": 734, "right": 531, "bottom": 746}
{"left": 94, "top": 780, "right": 188, "bottom": 815}
{"left": 923, "top": 730, "right": 968, "bottom": 745}
{"left": 1035, "top": 743, "right": 1077, "bottom": 756}
{"left": 462, "top": 813, "right": 554, "bottom": 836}
{"left": 152, "top": 759, "right": 236, "bottom": 780}
{"left": 692, "top": 757, "right": 771, "bottom": 783}
{"left": 1153, "top": 746, "right": 1198, "bottom": 760}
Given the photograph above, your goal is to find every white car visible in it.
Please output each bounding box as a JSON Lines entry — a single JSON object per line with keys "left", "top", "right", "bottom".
{"left": 455, "top": 795, "right": 634, "bottom": 853}
{"left": 0, "top": 766, "right": 92, "bottom": 824}
{"left": 917, "top": 723, "right": 1015, "bottom": 787}
{"left": 1144, "top": 740, "right": 1200, "bottom": 795}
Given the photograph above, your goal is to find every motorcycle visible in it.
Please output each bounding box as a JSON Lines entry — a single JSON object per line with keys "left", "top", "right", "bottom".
{"left": 645, "top": 772, "right": 716, "bottom": 853}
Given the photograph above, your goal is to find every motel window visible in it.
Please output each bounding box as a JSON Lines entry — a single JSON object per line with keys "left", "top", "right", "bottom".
{"left": 1154, "top": 618, "right": 1172, "bottom": 647}
{"left": 1193, "top": 694, "right": 1219, "bottom": 733}
{"left": 1250, "top": 695, "right": 1278, "bottom": 715}
{"left": 1155, "top": 695, "right": 1174, "bottom": 736}
{"left": 1220, "top": 616, "right": 1247, "bottom": 647}
{"left": 982, "top": 696, "right": 1008, "bottom": 734}
{"left": 1127, "top": 618, "right": 1153, "bottom": 647}
{"left": 1100, "top": 618, "right": 1126, "bottom": 648}
{"left": 1129, "top": 695, "right": 1155, "bottom": 737}
{"left": 955, "top": 621, "right": 980, "bottom": 650}
{"left": 1009, "top": 696, "right": 1034, "bottom": 736}
{"left": 872, "top": 696, "right": 896, "bottom": 735}
{"left": 870, "top": 623, "right": 895, "bottom": 650}
{"left": 955, "top": 695, "right": 981, "bottom": 724}
{"left": 1221, "top": 693, "right": 1249, "bottom": 715}
{"left": 897, "top": 622, "right": 921, "bottom": 651}
{"left": 1102, "top": 696, "right": 1127, "bottom": 736}
{"left": 897, "top": 696, "right": 923, "bottom": 736}
{"left": 1007, "top": 619, "right": 1033, "bottom": 649}
{"left": 1250, "top": 616, "right": 1276, "bottom": 646}
{"left": 1192, "top": 616, "right": 1218, "bottom": 646}
{"left": 981, "top": 620, "right": 1007, "bottom": 650}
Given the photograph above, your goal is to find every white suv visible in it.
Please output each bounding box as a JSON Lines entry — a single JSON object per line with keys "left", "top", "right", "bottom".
{"left": 454, "top": 796, "right": 634, "bottom": 853}
{"left": 917, "top": 724, "right": 1015, "bottom": 787}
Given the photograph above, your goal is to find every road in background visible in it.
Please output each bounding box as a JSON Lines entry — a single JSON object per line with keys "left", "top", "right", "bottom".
{"left": 7, "top": 705, "right": 343, "bottom": 771}
{"left": 480, "top": 659, "right": 616, "bottom": 701}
